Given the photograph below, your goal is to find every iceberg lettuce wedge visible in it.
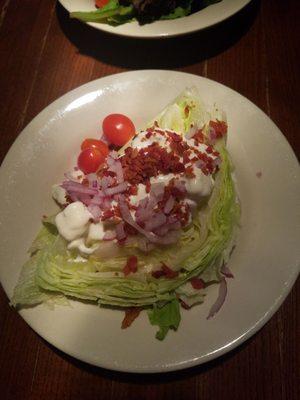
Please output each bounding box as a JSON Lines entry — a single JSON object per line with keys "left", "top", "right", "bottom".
{"left": 12, "top": 88, "right": 239, "bottom": 340}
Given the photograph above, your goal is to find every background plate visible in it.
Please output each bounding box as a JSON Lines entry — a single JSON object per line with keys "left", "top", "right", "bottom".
{"left": 58, "top": 0, "right": 251, "bottom": 38}
{"left": 0, "top": 70, "right": 299, "bottom": 373}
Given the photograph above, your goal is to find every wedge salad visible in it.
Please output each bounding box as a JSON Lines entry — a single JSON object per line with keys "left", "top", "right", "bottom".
{"left": 12, "top": 88, "right": 239, "bottom": 340}
{"left": 71, "top": 0, "right": 222, "bottom": 26}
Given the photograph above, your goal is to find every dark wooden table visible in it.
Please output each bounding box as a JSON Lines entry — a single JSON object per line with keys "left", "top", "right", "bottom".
{"left": 0, "top": 1, "right": 299, "bottom": 399}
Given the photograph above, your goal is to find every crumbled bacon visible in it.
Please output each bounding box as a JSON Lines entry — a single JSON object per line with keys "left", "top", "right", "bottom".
{"left": 120, "top": 143, "right": 186, "bottom": 184}
{"left": 183, "top": 149, "right": 192, "bottom": 163}
{"left": 185, "top": 166, "right": 195, "bottom": 178}
{"left": 123, "top": 255, "right": 138, "bottom": 276}
{"left": 168, "top": 131, "right": 190, "bottom": 156}
{"left": 152, "top": 263, "right": 179, "bottom": 279}
{"left": 193, "top": 129, "right": 206, "bottom": 144}
{"left": 128, "top": 185, "right": 138, "bottom": 195}
{"left": 145, "top": 180, "right": 151, "bottom": 193}
{"left": 209, "top": 120, "right": 228, "bottom": 139}
{"left": 101, "top": 209, "right": 115, "bottom": 221}
{"left": 121, "top": 307, "right": 142, "bottom": 329}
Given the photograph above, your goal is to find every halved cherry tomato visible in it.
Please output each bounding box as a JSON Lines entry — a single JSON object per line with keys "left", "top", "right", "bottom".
{"left": 102, "top": 114, "right": 135, "bottom": 147}
{"left": 95, "top": 0, "right": 109, "bottom": 8}
{"left": 81, "top": 138, "right": 109, "bottom": 157}
{"left": 77, "top": 148, "right": 105, "bottom": 174}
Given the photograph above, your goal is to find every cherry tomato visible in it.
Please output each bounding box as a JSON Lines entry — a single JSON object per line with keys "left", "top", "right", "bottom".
{"left": 102, "top": 114, "right": 135, "bottom": 147}
{"left": 81, "top": 138, "right": 109, "bottom": 157}
{"left": 95, "top": 0, "right": 109, "bottom": 8}
{"left": 77, "top": 148, "right": 105, "bottom": 174}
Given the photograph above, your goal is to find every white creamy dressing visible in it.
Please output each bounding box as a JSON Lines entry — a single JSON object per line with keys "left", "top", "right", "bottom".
{"left": 67, "top": 238, "right": 98, "bottom": 255}
{"left": 87, "top": 223, "right": 105, "bottom": 243}
{"left": 52, "top": 185, "right": 67, "bottom": 205}
{"left": 54, "top": 128, "right": 217, "bottom": 256}
{"left": 55, "top": 201, "right": 92, "bottom": 241}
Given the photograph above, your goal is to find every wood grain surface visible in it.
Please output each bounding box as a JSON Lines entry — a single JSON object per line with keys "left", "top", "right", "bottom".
{"left": 0, "top": 1, "right": 299, "bottom": 399}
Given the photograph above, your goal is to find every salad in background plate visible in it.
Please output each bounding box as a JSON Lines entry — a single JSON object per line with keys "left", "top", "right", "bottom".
{"left": 71, "top": 0, "right": 222, "bottom": 26}
{"left": 12, "top": 88, "right": 239, "bottom": 340}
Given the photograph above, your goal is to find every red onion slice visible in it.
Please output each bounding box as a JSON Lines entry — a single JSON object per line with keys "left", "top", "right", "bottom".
{"left": 62, "top": 181, "right": 98, "bottom": 196}
{"left": 87, "top": 204, "right": 102, "bottom": 220}
{"left": 173, "top": 179, "right": 187, "bottom": 194}
{"left": 118, "top": 196, "right": 164, "bottom": 244}
{"left": 151, "top": 183, "right": 165, "bottom": 200}
{"left": 105, "top": 182, "right": 127, "bottom": 196}
{"left": 100, "top": 176, "right": 114, "bottom": 191}
{"left": 76, "top": 194, "right": 92, "bottom": 206}
{"left": 90, "top": 194, "right": 104, "bottom": 206}
{"left": 107, "top": 157, "right": 124, "bottom": 184}
{"left": 207, "top": 278, "right": 227, "bottom": 319}
{"left": 163, "top": 196, "right": 175, "bottom": 214}
{"left": 116, "top": 222, "right": 126, "bottom": 241}
{"left": 144, "top": 212, "right": 167, "bottom": 231}
{"left": 221, "top": 264, "right": 234, "bottom": 278}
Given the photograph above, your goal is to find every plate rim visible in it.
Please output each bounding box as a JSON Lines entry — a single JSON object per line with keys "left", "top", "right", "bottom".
{"left": 0, "top": 70, "right": 299, "bottom": 373}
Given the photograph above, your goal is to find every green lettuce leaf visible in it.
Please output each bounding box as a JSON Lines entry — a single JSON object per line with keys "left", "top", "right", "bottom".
{"left": 70, "top": 1, "right": 134, "bottom": 24}
{"left": 160, "top": 0, "right": 192, "bottom": 20}
{"left": 148, "top": 298, "right": 181, "bottom": 340}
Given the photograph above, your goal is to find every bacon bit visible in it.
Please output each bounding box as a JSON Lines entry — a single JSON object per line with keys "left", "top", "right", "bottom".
{"left": 185, "top": 166, "right": 195, "bottom": 178}
{"left": 193, "top": 129, "right": 206, "bottom": 144}
{"left": 152, "top": 263, "right": 179, "bottom": 279}
{"left": 190, "top": 277, "right": 205, "bottom": 290}
{"left": 209, "top": 120, "right": 228, "bottom": 139}
{"left": 145, "top": 180, "right": 151, "bottom": 193}
{"left": 168, "top": 131, "right": 190, "bottom": 156}
{"left": 129, "top": 185, "right": 138, "bottom": 195}
{"left": 123, "top": 255, "right": 138, "bottom": 276}
{"left": 180, "top": 299, "right": 191, "bottom": 310}
{"left": 121, "top": 307, "right": 142, "bottom": 329}
{"left": 113, "top": 206, "right": 121, "bottom": 218}
{"left": 101, "top": 209, "right": 115, "bottom": 221}
{"left": 162, "top": 263, "right": 179, "bottom": 278}
{"left": 145, "top": 130, "right": 152, "bottom": 139}
{"left": 196, "top": 151, "right": 215, "bottom": 175}
{"left": 256, "top": 171, "right": 262, "bottom": 178}
{"left": 184, "top": 105, "right": 190, "bottom": 117}
{"left": 151, "top": 270, "right": 165, "bottom": 279}
{"left": 183, "top": 150, "right": 192, "bottom": 163}
{"left": 206, "top": 145, "right": 213, "bottom": 154}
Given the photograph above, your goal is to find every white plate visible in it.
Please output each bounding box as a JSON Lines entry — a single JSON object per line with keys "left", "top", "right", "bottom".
{"left": 58, "top": 0, "right": 251, "bottom": 38}
{"left": 0, "top": 71, "right": 299, "bottom": 373}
